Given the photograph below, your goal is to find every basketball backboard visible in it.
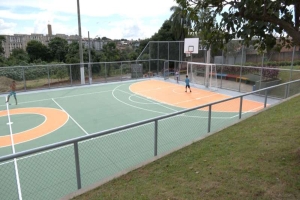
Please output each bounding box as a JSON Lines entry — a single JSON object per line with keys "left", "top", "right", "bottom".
{"left": 184, "top": 38, "right": 199, "bottom": 54}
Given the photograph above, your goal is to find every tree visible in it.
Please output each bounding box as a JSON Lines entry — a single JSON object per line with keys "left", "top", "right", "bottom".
{"left": 102, "top": 42, "right": 120, "bottom": 76}
{"left": 0, "top": 35, "right": 6, "bottom": 66}
{"left": 102, "top": 42, "right": 120, "bottom": 61}
{"left": 170, "top": 1, "right": 191, "bottom": 40}
{"left": 0, "top": 35, "right": 5, "bottom": 56}
{"left": 7, "top": 48, "right": 30, "bottom": 65}
{"left": 178, "top": 0, "right": 300, "bottom": 51}
{"left": 48, "top": 37, "right": 68, "bottom": 62}
{"left": 151, "top": 20, "right": 175, "bottom": 41}
{"left": 26, "top": 40, "right": 50, "bottom": 62}
{"left": 65, "top": 42, "right": 81, "bottom": 80}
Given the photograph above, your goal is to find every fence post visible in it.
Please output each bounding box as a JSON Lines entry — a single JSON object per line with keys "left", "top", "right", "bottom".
{"left": 121, "top": 62, "right": 123, "bottom": 81}
{"left": 208, "top": 105, "right": 212, "bottom": 133}
{"left": 105, "top": 63, "right": 107, "bottom": 83}
{"left": 70, "top": 65, "right": 73, "bottom": 86}
{"left": 259, "top": 53, "right": 265, "bottom": 90}
{"left": 74, "top": 142, "right": 82, "bottom": 189}
{"left": 239, "top": 96, "right": 243, "bottom": 119}
{"left": 168, "top": 42, "right": 169, "bottom": 61}
{"left": 47, "top": 65, "right": 50, "bottom": 88}
{"left": 238, "top": 45, "right": 244, "bottom": 92}
{"left": 264, "top": 89, "right": 268, "bottom": 108}
{"left": 154, "top": 120, "right": 158, "bottom": 156}
{"left": 157, "top": 43, "right": 159, "bottom": 75}
{"left": 22, "top": 66, "right": 26, "bottom": 91}
{"left": 220, "top": 50, "right": 224, "bottom": 89}
{"left": 289, "top": 46, "right": 296, "bottom": 82}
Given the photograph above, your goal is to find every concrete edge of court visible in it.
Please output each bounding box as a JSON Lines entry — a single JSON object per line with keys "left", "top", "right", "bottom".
{"left": 60, "top": 93, "right": 300, "bottom": 200}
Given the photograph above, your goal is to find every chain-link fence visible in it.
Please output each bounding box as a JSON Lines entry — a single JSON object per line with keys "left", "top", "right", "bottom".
{"left": 0, "top": 79, "right": 300, "bottom": 200}
{"left": 1, "top": 40, "right": 299, "bottom": 96}
{"left": 1, "top": 62, "right": 299, "bottom": 99}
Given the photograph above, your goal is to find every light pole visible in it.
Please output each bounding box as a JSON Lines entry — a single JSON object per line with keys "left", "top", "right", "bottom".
{"left": 77, "top": 0, "right": 85, "bottom": 84}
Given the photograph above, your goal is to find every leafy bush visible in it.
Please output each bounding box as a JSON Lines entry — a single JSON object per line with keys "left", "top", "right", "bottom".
{"left": 0, "top": 65, "right": 69, "bottom": 81}
{"left": 219, "top": 65, "right": 279, "bottom": 80}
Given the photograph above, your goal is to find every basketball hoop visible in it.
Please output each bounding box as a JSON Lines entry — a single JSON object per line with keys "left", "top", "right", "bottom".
{"left": 185, "top": 51, "right": 192, "bottom": 57}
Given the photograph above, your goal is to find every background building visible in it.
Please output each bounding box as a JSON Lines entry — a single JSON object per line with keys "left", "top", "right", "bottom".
{"left": 1, "top": 24, "right": 108, "bottom": 58}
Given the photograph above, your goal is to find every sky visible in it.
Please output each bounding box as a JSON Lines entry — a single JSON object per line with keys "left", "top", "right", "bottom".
{"left": 0, "top": 0, "right": 176, "bottom": 40}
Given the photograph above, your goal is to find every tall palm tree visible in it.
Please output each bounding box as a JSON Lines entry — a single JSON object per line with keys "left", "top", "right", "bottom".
{"left": 169, "top": 1, "right": 191, "bottom": 41}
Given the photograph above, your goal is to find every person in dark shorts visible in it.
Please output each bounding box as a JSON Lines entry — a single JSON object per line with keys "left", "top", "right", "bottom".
{"left": 185, "top": 75, "right": 192, "bottom": 92}
{"left": 6, "top": 80, "right": 17, "bottom": 105}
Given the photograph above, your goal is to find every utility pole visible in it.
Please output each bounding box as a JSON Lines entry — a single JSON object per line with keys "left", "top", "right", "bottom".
{"left": 77, "top": 0, "right": 85, "bottom": 84}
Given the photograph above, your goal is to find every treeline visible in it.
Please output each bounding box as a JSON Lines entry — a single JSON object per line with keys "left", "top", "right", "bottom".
{"left": 0, "top": 18, "right": 184, "bottom": 70}
{"left": 0, "top": 37, "right": 146, "bottom": 67}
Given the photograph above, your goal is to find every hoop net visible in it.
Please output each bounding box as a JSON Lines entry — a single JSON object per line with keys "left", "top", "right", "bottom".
{"left": 185, "top": 51, "right": 192, "bottom": 57}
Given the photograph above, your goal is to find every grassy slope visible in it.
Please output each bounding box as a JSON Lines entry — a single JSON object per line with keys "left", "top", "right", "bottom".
{"left": 74, "top": 95, "right": 300, "bottom": 200}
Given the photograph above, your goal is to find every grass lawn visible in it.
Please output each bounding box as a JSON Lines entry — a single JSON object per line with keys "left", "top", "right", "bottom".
{"left": 72, "top": 95, "right": 300, "bottom": 200}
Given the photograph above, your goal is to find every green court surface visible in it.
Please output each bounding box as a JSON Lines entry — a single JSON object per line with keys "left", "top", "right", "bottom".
{"left": 0, "top": 80, "right": 255, "bottom": 200}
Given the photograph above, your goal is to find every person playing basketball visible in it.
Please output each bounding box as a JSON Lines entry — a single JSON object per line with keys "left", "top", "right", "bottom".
{"left": 6, "top": 80, "right": 17, "bottom": 105}
{"left": 185, "top": 75, "right": 192, "bottom": 92}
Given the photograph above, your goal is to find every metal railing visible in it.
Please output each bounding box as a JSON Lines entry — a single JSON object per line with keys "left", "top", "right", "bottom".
{"left": 0, "top": 79, "right": 299, "bottom": 200}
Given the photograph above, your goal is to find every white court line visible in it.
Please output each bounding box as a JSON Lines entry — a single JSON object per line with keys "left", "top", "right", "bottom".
{"left": 127, "top": 81, "right": 230, "bottom": 111}
{"left": 5, "top": 98, "right": 23, "bottom": 200}
{"left": 55, "top": 89, "right": 112, "bottom": 100}
{"left": 173, "top": 93, "right": 220, "bottom": 105}
{"left": 128, "top": 94, "right": 160, "bottom": 105}
{"left": 117, "top": 89, "right": 179, "bottom": 113}
{"left": 0, "top": 114, "right": 47, "bottom": 139}
{"left": 172, "top": 87, "right": 200, "bottom": 95}
{"left": 52, "top": 98, "right": 89, "bottom": 135}
{"left": 0, "top": 89, "right": 113, "bottom": 107}
{"left": 112, "top": 84, "right": 170, "bottom": 115}
{"left": 129, "top": 82, "right": 179, "bottom": 93}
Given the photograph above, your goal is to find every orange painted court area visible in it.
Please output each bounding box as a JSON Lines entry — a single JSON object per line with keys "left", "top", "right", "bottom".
{"left": 130, "top": 80, "right": 264, "bottom": 112}
{"left": 0, "top": 107, "right": 69, "bottom": 147}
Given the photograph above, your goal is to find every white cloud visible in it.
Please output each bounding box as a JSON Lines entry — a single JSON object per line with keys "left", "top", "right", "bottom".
{"left": 1, "top": 0, "right": 174, "bottom": 18}
{"left": 0, "top": 0, "right": 175, "bottom": 40}
{"left": 0, "top": 9, "right": 70, "bottom": 22}
{"left": 0, "top": 19, "right": 16, "bottom": 35}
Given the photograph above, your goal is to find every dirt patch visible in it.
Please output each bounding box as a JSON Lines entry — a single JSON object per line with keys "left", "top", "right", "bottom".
{"left": 0, "top": 76, "right": 13, "bottom": 92}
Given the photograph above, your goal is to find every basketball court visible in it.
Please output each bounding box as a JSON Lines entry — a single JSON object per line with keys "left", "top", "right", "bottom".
{"left": 0, "top": 37, "right": 281, "bottom": 200}
{"left": 0, "top": 79, "right": 270, "bottom": 151}
{"left": 0, "top": 78, "right": 280, "bottom": 200}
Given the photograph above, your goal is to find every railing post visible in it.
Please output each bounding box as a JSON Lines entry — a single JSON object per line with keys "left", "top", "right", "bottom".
{"left": 208, "top": 105, "right": 212, "bottom": 133}
{"left": 284, "top": 84, "right": 290, "bottom": 98}
{"left": 154, "top": 120, "right": 158, "bottom": 156}
{"left": 239, "top": 96, "right": 243, "bottom": 119}
{"left": 264, "top": 89, "right": 268, "bottom": 108}
{"left": 74, "top": 142, "right": 82, "bottom": 189}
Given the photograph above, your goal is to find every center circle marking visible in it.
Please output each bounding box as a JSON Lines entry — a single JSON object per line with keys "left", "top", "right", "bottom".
{"left": 0, "top": 107, "right": 69, "bottom": 147}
